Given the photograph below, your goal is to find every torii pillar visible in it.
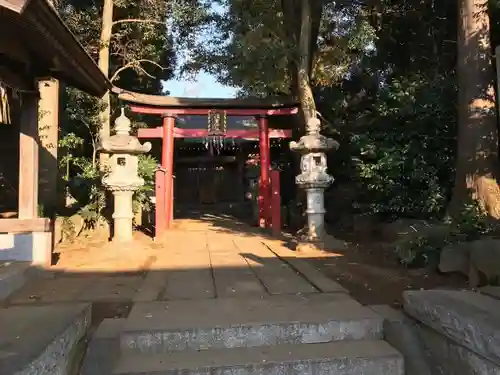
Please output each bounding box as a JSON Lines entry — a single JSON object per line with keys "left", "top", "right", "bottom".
{"left": 162, "top": 113, "right": 175, "bottom": 229}
{"left": 258, "top": 116, "right": 270, "bottom": 228}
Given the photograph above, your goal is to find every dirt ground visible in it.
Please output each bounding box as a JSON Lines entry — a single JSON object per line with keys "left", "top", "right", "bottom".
{"left": 309, "top": 240, "right": 469, "bottom": 308}
{"left": 53, "top": 227, "right": 470, "bottom": 311}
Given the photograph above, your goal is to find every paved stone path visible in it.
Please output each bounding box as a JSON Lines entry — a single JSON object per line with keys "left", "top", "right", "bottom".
{"left": 6, "top": 219, "right": 345, "bottom": 305}
{"left": 2, "top": 219, "right": 410, "bottom": 375}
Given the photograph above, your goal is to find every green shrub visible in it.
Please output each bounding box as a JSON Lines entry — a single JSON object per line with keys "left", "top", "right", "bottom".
{"left": 394, "top": 200, "right": 492, "bottom": 267}
{"left": 133, "top": 154, "right": 158, "bottom": 214}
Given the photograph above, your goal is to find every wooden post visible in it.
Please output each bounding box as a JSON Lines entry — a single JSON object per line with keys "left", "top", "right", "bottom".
{"left": 161, "top": 117, "right": 168, "bottom": 168}
{"left": 162, "top": 114, "right": 175, "bottom": 228}
{"left": 496, "top": 46, "right": 500, "bottom": 113}
{"left": 171, "top": 174, "right": 174, "bottom": 224}
{"left": 270, "top": 169, "right": 281, "bottom": 236}
{"left": 38, "top": 79, "right": 60, "bottom": 215}
{"left": 268, "top": 136, "right": 272, "bottom": 225}
{"left": 154, "top": 168, "right": 166, "bottom": 238}
{"left": 18, "top": 93, "right": 39, "bottom": 219}
{"left": 258, "top": 116, "right": 270, "bottom": 228}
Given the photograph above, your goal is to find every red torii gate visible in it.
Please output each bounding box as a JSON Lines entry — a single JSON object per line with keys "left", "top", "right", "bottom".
{"left": 114, "top": 89, "right": 299, "bottom": 236}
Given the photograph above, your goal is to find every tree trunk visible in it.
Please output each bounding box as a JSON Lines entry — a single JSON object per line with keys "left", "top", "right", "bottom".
{"left": 297, "top": 0, "right": 316, "bottom": 127}
{"left": 281, "top": 0, "right": 299, "bottom": 93}
{"left": 449, "top": 0, "right": 500, "bottom": 219}
{"left": 309, "top": 0, "right": 323, "bottom": 77}
{"left": 282, "top": 0, "right": 322, "bottom": 129}
{"left": 98, "top": 0, "right": 113, "bottom": 168}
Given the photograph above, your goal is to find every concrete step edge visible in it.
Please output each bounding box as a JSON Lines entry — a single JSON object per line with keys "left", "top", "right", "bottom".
{"left": 121, "top": 318, "right": 384, "bottom": 353}
{"left": 81, "top": 318, "right": 126, "bottom": 375}
{"left": 0, "top": 261, "right": 32, "bottom": 300}
{"left": 0, "top": 304, "right": 91, "bottom": 375}
{"left": 121, "top": 296, "right": 384, "bottom": 353}
{"left": 122, "top": 295, "right": 381, "bottom": 333}
{"left": 113, "top": 340, "right": 404, "bottom": 375}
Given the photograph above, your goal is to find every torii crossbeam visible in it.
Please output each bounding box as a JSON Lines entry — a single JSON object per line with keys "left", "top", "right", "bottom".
{"left": 114, "top": 87, "right": 299, "bottom": 236}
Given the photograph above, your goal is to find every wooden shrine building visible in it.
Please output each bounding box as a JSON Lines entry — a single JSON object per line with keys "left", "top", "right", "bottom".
{"left": 0, "top": 0, "right": 110, "bottom": 264}
{"left": 114, "top": 89, "right": 299, "bottom": 235}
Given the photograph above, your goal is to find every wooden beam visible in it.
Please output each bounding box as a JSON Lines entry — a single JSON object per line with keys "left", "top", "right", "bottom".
{"left": 0, "top": 0, "right": 27, "bottom": 13}
{"left": 0, "top": 30, "right": 31, "bottom": 63}
{"left": 113, "top": 87, "right": 299, "bottom": 109}
{"left": 176, "top": 156, "right": 237, "bottom": 164}
{"left": 129, "top": 105, "right": 298, "bottom": 116}
{"left": 0, "top": 64, "right": 35, "bottom": 92}
{"left": 18, "top": 93, "right": 39, "bottom": 219}
{"left": 137, "top": 127, "right": 293, "bottom": 139}
{"left": 0, "top": 218, "right": 51, "bottom": 233}
{"left": 0, "top": 0, "right": 110, "bottom": 97}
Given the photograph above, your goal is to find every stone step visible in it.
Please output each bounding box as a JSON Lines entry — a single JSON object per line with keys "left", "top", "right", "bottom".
{"left": 404, "top": 289, "right": 500, "bottom": 368}
{"left": 0, "top": 261, "right": 32, "bottom": 300}
{"left": 81, "top": 318, "right": 126, "bottom": 375}
{"left": 479, "top": 285, "right": 500, "bottom": 300}
{"left": 113, "top": 340, "right": 404, "bottom": 375}
{"left": 121, "top": 294, "right": 383, "bottom": 353}
{"left": 0, "top": 303, "right": 91, "bottom": 375}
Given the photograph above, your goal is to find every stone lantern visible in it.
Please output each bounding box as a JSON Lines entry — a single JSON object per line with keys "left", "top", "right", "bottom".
{"left": 290, "top": 117, "right": 346, "bottom": 251}
{"left": 100, "top": 108, "right": 151, "bottom": 242}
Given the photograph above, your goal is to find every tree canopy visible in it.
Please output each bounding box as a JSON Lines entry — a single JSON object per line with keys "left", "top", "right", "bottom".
{"left": 53, "top": 0, "right": 500, "bottom": 241}
{"left": 182, "top": 0, "right": 500, "bottom": 223}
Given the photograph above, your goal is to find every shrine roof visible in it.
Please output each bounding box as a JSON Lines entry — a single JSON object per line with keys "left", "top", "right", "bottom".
{"left": 0, "top": 0, "right": 110, "bottom": 96}
{"left": 113, "top": 87, "right": 299, "bottom": 110}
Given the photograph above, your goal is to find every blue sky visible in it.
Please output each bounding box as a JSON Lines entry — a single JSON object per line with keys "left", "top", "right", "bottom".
{"left": 164, "top": 72, "right": 237, "bottom": 98}
{"left": 162, "top": 2, "right": 237, "bottom": 99}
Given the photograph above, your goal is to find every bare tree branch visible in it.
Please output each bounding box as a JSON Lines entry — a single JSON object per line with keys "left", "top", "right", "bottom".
{"left": 110, "top": 59, "right": 165, "bottom": 82}
{"left": 112, "top": 19, "right": 165, "bottom": 27}
{"left": 110, "top": 62, "right": 137, "bottom": 82}
{"left": 135, "top": 65, "right": 156, "bottom": 79}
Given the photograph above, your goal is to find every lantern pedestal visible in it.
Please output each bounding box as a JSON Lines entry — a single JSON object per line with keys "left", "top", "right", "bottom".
{"left": 111, "top": 189, "right": 134, "bottom": 242}
{"left": 99, "top": 109, "right": 151, "bottom": 243}
{"left": 290, "top": 118, "right": 346, "bottom": 252}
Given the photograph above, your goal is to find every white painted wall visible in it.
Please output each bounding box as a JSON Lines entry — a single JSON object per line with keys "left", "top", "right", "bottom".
{"left": 0, "top": 232, "right": 52, "bottom": 265}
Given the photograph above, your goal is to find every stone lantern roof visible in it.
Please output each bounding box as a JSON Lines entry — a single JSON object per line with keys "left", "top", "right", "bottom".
{"left": 99, "top": 109, "right": 152, "bottom": 154}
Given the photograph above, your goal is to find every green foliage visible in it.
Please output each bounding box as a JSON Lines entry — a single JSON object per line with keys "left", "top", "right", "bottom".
{"left": 394, "top": 201, "right": 492, "bottom": 267}
{"left": 53, "top": 0, "right": 209, "bottom": 228}
{"left": 60, "top": 131, "right": 158, "bottom": 227}
{"left": 395, "top": 232, "right": 451, "bottom": 268}
{"left": 450, "top": 200, "right": 491, "bottom": 240}
{"left": 187, "top": 0, "right": 290, "bottom": 96}
{"left": 133, "top": 154, "right": 159, "bottom": 214}
{"left": 61, "top": 150, "right": 158, "bottom": 228}
{"left": 61, "top": 216, "right": 77, "bottom": 243}
{"left": 191, "top": 0, "right": 461, "bottom": 224}
{"left": 349, "top": 74, "right": 457, "bottom": 218}
{"left": 58, "top": 87, "right": 105, "bottom": 227}
{"left": 53, "top": 0, "right": 500, "bottom": 247}
{"left": 71, "top": 161, "right": 106, "bottom": 228}
{"left": 187, "top": 0, "right": 375, "bottom": 96}
{"left": 58, "top": 85, "right": 105, "bottom": 227}
{"left": 59, "top": 0, "right": 211, "bottom": 90}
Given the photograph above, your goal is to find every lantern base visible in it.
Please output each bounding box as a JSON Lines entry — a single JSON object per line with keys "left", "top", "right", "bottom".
{"left": 295, "top": 230, "right": 347, "bottom": 253}
{"left": 111, "top": 190, "right": 135, "bottom": 242}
